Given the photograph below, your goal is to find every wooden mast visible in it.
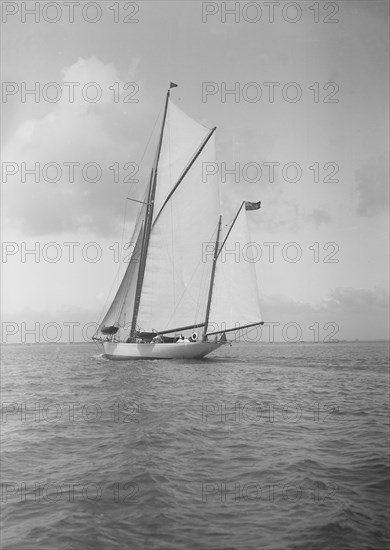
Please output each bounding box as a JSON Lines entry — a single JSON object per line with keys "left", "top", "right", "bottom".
{"left": 202, "top": 215, "right": 222, "bottom": 341}
{"left": 129, "top": 87, "right": 171, "bottom": 341}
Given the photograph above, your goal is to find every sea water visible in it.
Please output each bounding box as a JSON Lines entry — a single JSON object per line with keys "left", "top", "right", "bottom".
{"left": 1, "top": 341, "right": 389, "bottom": 549}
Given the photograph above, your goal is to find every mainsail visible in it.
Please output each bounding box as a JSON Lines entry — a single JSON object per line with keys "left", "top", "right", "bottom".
{"left": 137, "top": 134, "right": 220, "bottom": 332}
{"left": 97, "top": 90, "right": 262, "bottom": 342}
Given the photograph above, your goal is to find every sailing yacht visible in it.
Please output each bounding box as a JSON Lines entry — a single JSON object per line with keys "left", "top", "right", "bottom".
{"left": 93, "top": 84, "right": 263, "bottom": 360}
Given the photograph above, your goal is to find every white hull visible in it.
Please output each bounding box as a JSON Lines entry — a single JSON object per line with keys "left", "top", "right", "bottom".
{"left": 102, "top": 341, "right": 223, "bottom": 360}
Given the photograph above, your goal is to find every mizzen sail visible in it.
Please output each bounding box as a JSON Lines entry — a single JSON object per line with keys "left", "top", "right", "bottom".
{"left": 206, "top": 203, "right": 262, "bottom": 335}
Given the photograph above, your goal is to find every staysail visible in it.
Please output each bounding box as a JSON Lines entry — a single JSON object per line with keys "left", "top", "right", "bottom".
{"left": 99, "top": 199, "right": 147, "bottom": 337}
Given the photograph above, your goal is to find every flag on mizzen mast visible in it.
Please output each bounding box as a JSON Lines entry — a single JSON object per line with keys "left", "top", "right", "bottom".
{"left": 245, "top": 201, "right": 261, "bottom": 210}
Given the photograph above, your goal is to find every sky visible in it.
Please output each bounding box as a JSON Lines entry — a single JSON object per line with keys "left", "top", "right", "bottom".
{"left": 1, "top": 0, "right": 389, "bottom": 343}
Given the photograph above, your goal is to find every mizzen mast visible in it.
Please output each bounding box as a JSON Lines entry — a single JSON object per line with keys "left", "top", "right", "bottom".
{"left": 202, "top": 215, "right": 222, "bottom": 340}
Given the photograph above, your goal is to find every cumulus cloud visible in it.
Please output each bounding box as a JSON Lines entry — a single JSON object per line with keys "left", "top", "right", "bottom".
{"left": 2, "top": 56, "right": 153, "bottom": 236}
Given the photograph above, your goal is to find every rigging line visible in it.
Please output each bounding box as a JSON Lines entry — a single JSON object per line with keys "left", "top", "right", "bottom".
{"left": 166, "top": 108, "right": 176, "bottom": 326}
{"left": 126, "top": 100, "right": 164, "bottom": 201}
{"left": 161, "top": 260, "right": 202, "bottom": 330}
{"left": 94, "top": 235, "right": 141, "bottom": 330}
{"left": 118, "top": 199, "right": 130, "bottom": 292}
{"left": 96, "top": 98, "right": 164, "bottom": 336}
{"left": 203, "top": 215, "right": 222, "bottom": 339}
{"left": 195, "top": 222, "right": 219, "bottom": 322}
{"left": 94, "top": 270, "right": 121, "bottom": 332}
{"left": 95, "top": 225, "right": 143, "bottom": 332}
{"left": 130, "top": 90, "right": 171, "bottom": 340}
{"left": 196, "top": 221, "right": 220, "bottom": 323}
{"left": 194, "top": 261, "right": 210, "bottom": 326}
{"left": 161, "top": 222, "right": 219, "bottom": 330}
{"left": 171, "top": 206, "right": 176, "bottom": 326}
{"left": 121, "top": 101, "right": 164, "bottom": 262}
{"left": 216, "top": 201, "right": 245, "bottom": 260}
{"left": 152, "top": 127, "right": 216, "bottom": 229}
{"left": 137, "top": 102, "right": 165, "bottom": 173}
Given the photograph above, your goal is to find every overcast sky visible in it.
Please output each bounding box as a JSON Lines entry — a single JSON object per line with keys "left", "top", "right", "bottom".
{"left": 1, "top": 0, "right": 389, "bottom": 342}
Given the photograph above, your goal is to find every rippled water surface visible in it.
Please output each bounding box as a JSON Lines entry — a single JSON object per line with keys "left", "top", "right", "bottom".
{"left": 1, "top": 342, "right": 389, "bottom": 549}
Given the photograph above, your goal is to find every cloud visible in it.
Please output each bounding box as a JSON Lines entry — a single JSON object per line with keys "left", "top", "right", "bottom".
{"left": 2, "top": 56, "right": 153, "bottom": 237}
{"left": 324, "top": 285, "right": 389, "bottom": 312}
{"left": 261, "top": 284, "right": 389, "bottom": 340}
{"left": 305, "top": 209, "right": 331, "bottom": 227}
{"left": 355, "top": 154, "right": 389, "bottom": 217}
{"left": 264, "top": 284, "right": 389, "bottom": 316}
